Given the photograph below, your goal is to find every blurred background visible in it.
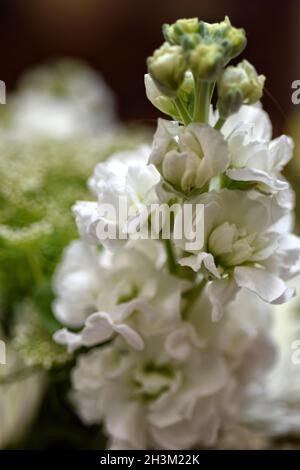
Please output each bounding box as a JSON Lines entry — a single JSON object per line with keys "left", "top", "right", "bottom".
{"left": 0, "top": 0, "right": 299, "bottom": 134}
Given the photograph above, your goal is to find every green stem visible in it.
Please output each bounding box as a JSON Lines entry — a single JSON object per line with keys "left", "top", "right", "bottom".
{"left": 193, "top": 79, "right": 211, "bottom": 123}
{"left": 182, "top": 278, "right": 206, "bottom": 320}
{"left": 164, "top": 238, "right": 178, "bottom": 274}
{"left": 214, "top": 117, "right": 226, "bottom": 130}
{"left": 209, "top": 81, "right": 216, "bottom": 101}
{"left": 26, "top": 249, "right": 44, "bottom": 284}
{"left": 173, "top": 96, "right": 191, "bottom": 125}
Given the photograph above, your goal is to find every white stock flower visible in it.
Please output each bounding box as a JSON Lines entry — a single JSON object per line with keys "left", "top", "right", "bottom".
{"left": 73, "top": 146, "right": 160, "bottom": 248}
{"left": 222, "top": 105, "right": 293, "bottom": 192}
{"left": 149, "top": 118, "right": 229, "bottom": 197}
{"left": 53, "top": 240, "right": 188, "bottom": 352}
{"left": 179, "top": 189, "right": 300, "bottom": 320}
{"left": 70, "top": 288, "right": 274, "bottom": 450}
{"left": 52, "top": 240, "right": 107, "bottom": 328}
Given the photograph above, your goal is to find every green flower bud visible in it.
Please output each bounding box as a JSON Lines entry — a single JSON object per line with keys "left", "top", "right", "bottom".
{"left": 225, "top": 25, "right": 247, "bottom": 60}
{"left": 145, "top": 70, "right": 194, "bottom": 120}
{"left": 163, "top": 18, "right": 200, "bottom": 45}
{"left": 237, "top": 60, "right": 265, "bottom": 103}
{"left": 189, "top": 43, "right": 224, "bottom": 81}
{"left": 217, "top": 88, "right": 244, "bottom": 118}
{"left": 147, "top": 43, "right": 187, "bottom": 97}
{"left": 206, "top": 16, "right": 246, "bottom": 62}
{"left": 217, "top": 60, "right": 265, "bottom": 117}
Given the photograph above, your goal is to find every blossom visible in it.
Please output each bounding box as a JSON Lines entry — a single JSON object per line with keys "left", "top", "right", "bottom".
{"left": 73, "top": 146, "right": 160, "bottom": 248}
{"left": 179, "top": 189, "right": 300, "bottom": 320}
{"left": 70, "top": 288, "right": 274, "bottom": 450}
{"left": 54, "top": 240, "right": 188, "bottom": 352}
{"left": 149, "top": 118, "right": 229, "bottom": 197}
{"left": 221, "top": 105, "right": 293, "bottom": 192}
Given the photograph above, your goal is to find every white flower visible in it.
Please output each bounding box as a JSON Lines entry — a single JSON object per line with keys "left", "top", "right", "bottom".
{"left": 222, "top": 105, "right": 293, "bottom": 192}
{"left": 73, "top": 146, "right": 160, "bottom": 248}
{"left": 149, "top": 118, "right": 229, "bottom": 197}
{"left": 221, "top": 103, "right": 272, "bottom": 141}
{"left": 144, "top": 72, "right": 194, "bottom": 121}
{"left": 6, "top": 59, "right": 116, "bottom": 140}
{"left": 70, "top": 288, "right": 274, "bottom": 450}
{"left": 54, "top": 240, "right": 188, "bottom": 352}
{"left": 52, "top": 240, "right": 107, "bottom": 328}
{"left": 179, "top": 189, "right": 300, "bottom": 320}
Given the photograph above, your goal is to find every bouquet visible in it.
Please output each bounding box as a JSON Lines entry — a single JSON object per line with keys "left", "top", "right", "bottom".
{"left": 52, "top": 17, "right": 300, "bottom": 449}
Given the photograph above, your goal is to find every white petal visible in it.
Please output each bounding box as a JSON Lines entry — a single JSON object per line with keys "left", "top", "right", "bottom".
{"left": 206, "top": 279, "right": 239, "bottom": 321}
{"left": 179, "top": 252, "right": 220, "bottom": 278}
{"left": 234, "top": 266, "right": 289, "bottom": 303}
{"left": 226, "top": 168, "right": 288, "bottom": 191}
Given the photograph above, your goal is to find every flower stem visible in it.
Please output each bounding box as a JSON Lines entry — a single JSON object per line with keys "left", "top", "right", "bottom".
{"left": 182, "top": 278, "right": 206, "bottom": 320}
{"left": 173, "top": 96, "right": 191, "bottom": 125}
{"left": 214, "top": 117, "right": 226, "bottom": 130}
{"left": 193, "top": 79, "right": 211, "bottom": 123}
{"left": 164, "top": 238, "right": 178, "bottom": 274}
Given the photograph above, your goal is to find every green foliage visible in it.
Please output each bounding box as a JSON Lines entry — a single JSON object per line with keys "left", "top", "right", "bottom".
{"left": 0, "top": 131, "right": 149, "bottom": 336}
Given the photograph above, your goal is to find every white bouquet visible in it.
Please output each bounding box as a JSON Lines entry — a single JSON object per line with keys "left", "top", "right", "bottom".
{"left": 53, "top": 17, "right": 300, "bottom": 449}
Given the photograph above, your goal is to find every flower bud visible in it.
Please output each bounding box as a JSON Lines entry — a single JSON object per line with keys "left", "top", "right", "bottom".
{"left": 147, "top": 43, "right": 187, "bottom": 97}
{"left": 144, "top": 71, "right": 194, "bottom": 119}
{"left": 217, "top": 60, "right": 265, "bottom": 117}
{"left": 163, "top": 18, "right": 200, "bottom": 45}
{"left": 189, "top": 43, "right": 224, "bottom": 81}
{"left": 206, "top": 16, "right": 246, "bottom": 62}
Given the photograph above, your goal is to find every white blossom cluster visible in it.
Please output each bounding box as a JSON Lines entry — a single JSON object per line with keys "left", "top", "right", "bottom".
{"left": 53, "top": 18, "right": 300, "bottom": 449}
{"left": 1, "top": 59, "right": 116, "bottom": 140}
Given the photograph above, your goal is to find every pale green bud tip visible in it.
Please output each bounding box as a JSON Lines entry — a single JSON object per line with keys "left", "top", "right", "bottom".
{"left": 147, "top": 43, "right": 186, "bottom": 97}
{"left": 163, "top": 18, "right": 200, "bottom": 45}
{"left": 217, "top": 60, "right": 265, "bottom": 117}
{"left": 189, "top": 43, "right": 224, "bottom": 81}
{"left": 205, "top": 16, "right": 246, "bottom": 61}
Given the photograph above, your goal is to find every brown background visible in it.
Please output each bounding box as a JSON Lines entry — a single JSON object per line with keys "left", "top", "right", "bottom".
{"left": 0, "top": 0, "right": 299, "bottom": 134}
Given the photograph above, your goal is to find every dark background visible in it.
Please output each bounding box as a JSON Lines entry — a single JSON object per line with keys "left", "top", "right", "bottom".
{"left": 0, "top": 0, "right": 299, "bottom": 133}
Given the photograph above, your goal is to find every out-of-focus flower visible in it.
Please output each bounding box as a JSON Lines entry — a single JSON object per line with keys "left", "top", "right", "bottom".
{"left": 54, "top": 240, "right": 188, "bottom": 352}
{"left": 0, "top": 59, "right": 116, "bottom": 140}
{"left": 70, "top": 289, "right": 274, "bottom": 450}
{"left": 242, "top": 275, "right": 300, "bottom": 437}
{"left": 73, "top": 146, "right": 159, "bottom": 249}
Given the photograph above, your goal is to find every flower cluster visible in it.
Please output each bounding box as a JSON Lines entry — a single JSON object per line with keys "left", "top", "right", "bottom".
{"left": 53, "top": 17, "right": 300, "bottom": 449}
